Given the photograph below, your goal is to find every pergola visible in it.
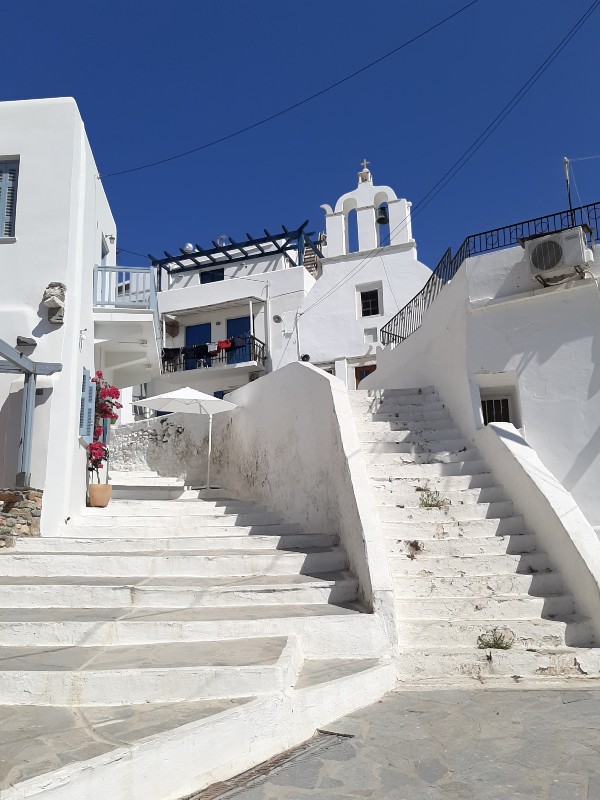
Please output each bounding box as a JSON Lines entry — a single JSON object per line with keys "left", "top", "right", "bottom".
{"left": 149, "top": 221, "right": 323, "bottom": 289}
{"left": 0, "top": 339, "right": 62, "bottom": 487}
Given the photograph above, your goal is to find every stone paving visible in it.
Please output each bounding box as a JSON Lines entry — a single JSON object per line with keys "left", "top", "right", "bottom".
{"left": 215, "top": 686, "right": 600, "bottom": 800}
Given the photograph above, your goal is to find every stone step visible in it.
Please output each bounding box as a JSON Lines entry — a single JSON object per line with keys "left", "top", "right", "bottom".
{"left": 387, "top": 532, "right": 538, "bottom": 558}
{"left": 349, "top": 391, "right": 441, "bottom": 408}
{"left": 381, "top": 516, "right": 526, "bottom": 537}
{"left": 60, "top": 522, "right": 302, "bottom": 539}
{"left": 82, "top": 499, "right": 257, "bottom": 516}
{"left": 393, "top": 571, "right": 563, "bottom": 598}
{"left": 14, "top": 532, "right": 337, "bottom": 553}
{"left": 381, "top": 386, "right": 436, "bottom": 398}
{"left": 0, "top": 659, "right": 395, "bottom": 800}
{"left": 0, "top": 571, "right": 359, "bottom": 608}
{"left": 372, "top": 473, "right": 496, "bottom": 490}
{"left": 400, "top": 617, "right": 593, "bottom": 649}
{"left": 367, "top": 459, "right": 488, "bottom": 480}
{"left": 67, "top": 511, "right": 287, "bottom": 528}
{"left": 355, "top": 407, "right": 449, "bottom": 424}
{"left": 358, "top": 427, "right": 464, "bottom": 444}
{"left": 0, "top": 605, "right": 386, "bottom": 658}
{"left": 377, "top": 500, "right": 514, "bottom": 524}
{"left": 0, "top": 636, "right": 301, "bottom": 705}
{"left": 0, "top": 548, "right": 347, "bottom": 578}
{"left": 361, "top": 438, "right": 470, "bottom": 454}
{"left": 356, "top": 419, "right": 460, "bottom": 437}
{"left": 390, "top": 551, "right": 551, "bottom": 577}
{"left": 108, "top": 472, "right": 184, "bottom": 486}
{"left": 372, "top": 485, "right": 506, "bottom": 506}
{"left": 395, "top": 593, "right": 575, "bottom": 620}
{"left": 365, "top": 448, "right": 479, "bottom": 467}
{"left": 395, "top": 645, "right": 600, "bottom": 682}
{"left": 111, "top": 485, "right": 189, "bottom": 500}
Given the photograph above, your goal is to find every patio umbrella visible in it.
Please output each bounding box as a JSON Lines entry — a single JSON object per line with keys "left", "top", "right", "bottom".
{"left": 133, "top": 387, "right": 237, "bottom": 489}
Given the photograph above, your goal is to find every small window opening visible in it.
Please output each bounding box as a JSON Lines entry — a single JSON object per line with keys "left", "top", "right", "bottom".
{"left": 347, "top": 208, "right": 359, "bottom": 253}
{"left": 201, "top": 268, "right": 225, "bottom": 284}
{"left": 481, "top": 397, "right": 511, "bottom": 425}
{"left": 361, "top": 289, "right": 380, "bottom": 317}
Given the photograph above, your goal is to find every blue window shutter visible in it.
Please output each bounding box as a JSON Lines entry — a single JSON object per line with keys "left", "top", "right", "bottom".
{"left": 79, "top": 369, "right": 96, "bottom": 443}
{"left": 0, "top": 161, "right": 19, "bottom": 237}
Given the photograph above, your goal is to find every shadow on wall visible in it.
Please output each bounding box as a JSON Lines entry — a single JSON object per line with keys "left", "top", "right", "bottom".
{"left": 109, "top": 413, "right": 210, "bottom": 486}
{"left": 0, "top": 388, "right": 21, "bottom": 485}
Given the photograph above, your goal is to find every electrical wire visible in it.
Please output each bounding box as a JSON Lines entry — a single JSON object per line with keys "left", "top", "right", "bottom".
{"left": 300, "top": 0, "right": 600, "bottom": 317}
{"left": 117, "top": 246, "right": 149, "bottom": 259}
{"left": 99, "top": 0, "right": 481, "bottom": 179}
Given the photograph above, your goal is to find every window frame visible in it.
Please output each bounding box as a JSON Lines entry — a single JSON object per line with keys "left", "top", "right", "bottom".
{"left": 356, "top": 282, "right": 383, "bottom": 319}
{"left": 0, "top": 159, "right": 19, "bottom": 239}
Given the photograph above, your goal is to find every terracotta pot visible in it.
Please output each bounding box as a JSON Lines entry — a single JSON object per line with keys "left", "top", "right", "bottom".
{"left": 88, "top": 484, "right": 112, "bottom": 508}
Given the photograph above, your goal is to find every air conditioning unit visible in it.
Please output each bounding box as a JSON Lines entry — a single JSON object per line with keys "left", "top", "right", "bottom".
{"left": 249, "top": 372, "right": 261, "bottom": 382}
{"left": 525, "top": 227, "right": 593, "bottom": 284}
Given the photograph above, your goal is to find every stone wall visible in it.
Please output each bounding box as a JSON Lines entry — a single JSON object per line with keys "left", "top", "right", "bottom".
{"left": 110, "top": 415, "right": 209, "bottom": 486}
{"left": 0, "top": 488, "right": 43, "bottom": 545}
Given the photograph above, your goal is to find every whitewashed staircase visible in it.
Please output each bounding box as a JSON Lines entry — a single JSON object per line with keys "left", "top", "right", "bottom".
{"left": 0, "top": 472, "right": 393, "bottom": 799}
{"left": 351, "top": 388, "right": 600, "bottom": 685}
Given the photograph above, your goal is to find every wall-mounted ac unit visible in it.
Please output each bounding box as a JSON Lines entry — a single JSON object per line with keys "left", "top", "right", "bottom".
{"left": 525, "top": 227, "right": 593, "bottom": 283}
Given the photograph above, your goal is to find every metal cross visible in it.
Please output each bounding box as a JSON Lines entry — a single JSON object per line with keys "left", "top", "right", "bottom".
{"left": 361, "top": 159, "right": 370, "bottom": 170}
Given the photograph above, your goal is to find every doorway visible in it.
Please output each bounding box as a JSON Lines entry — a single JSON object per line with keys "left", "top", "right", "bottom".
{"left": 355, "top": 364, "right": 376, "bottom": 388}
{"left": 226, "top": 316, "right": 251, "bottom": 364}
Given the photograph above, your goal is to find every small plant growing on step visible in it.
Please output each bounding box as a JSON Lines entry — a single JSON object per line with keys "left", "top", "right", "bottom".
{"left": 419, "top": 484, "right": 447, "bottom": 509}
{"left": 477, "top": 627, "right": 515, "bottom": 650}
{"left": 405, "top": 540, "right": 423, "bottom": 560}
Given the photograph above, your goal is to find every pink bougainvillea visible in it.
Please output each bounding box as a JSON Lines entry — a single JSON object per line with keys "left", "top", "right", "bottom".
{"left": 88, "top": 371, "right": 122, "bottom": 482}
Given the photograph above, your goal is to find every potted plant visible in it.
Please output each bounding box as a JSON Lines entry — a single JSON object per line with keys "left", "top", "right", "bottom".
{"left": 88, "top": 439, "right": 111, "bottom": 507}
{"left": 86, "top": 371, "right": 122, "bottom": 507}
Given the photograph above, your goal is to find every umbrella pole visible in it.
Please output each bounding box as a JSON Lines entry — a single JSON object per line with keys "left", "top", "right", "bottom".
{"left": 206, "top": 413, "right": 213, "bottom": 489}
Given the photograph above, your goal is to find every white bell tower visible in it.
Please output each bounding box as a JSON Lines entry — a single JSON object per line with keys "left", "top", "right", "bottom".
{"left": 320, "top": 161, "right": 414, "bottom": 258}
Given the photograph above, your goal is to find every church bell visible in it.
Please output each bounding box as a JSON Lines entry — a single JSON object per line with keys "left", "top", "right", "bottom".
{"left": 375, "top": 206, "right": 389, "bottom": 225}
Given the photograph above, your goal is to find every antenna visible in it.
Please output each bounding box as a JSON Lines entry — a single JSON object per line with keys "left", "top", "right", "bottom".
{"left": 563, "top": 156, "right": 575, "bottom": 226}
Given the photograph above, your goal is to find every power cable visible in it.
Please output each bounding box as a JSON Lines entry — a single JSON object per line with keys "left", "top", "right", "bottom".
{"left": 300, "top": 0, "right": 600, "bottom": 317}
{"left": 99, "top": 0, "right": 482, "bottom": 179}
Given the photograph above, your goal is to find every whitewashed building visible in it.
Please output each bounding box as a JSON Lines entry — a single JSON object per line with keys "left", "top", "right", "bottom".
{"left": 0, "top": 97, "right": 160, "bottom": 529}
{"left": 141, "top": 163, "right": 431, "bottom": 402}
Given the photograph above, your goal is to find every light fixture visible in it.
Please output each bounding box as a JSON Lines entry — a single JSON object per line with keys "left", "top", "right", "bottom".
{"left": 272, "top": 314, "right": 282, "bottom": 323}
{"left": 182, "top": 243, "right": 195, "bottom": 253}
{"left": 301, "top": 354, "right": 310, "bottom": 362}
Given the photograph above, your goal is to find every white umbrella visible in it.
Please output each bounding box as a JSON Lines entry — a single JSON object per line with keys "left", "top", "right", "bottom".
{"left": 133, "top": 387, "right": 237, "bottom": 489}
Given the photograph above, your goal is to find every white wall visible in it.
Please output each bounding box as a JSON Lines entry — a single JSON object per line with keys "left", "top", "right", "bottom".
{"left": 365, "top": 242, "right": 600, "bottom": 529}
{"left": 0, "top": 97, "right": 116, "bottom": 531}
{"left": 212, "top": 363, "right": 396, "bottom": 631}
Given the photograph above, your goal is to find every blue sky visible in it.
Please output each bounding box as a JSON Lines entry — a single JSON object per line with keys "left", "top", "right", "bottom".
{"left": 4, "top": 0, "right": 600, "bottom": 269}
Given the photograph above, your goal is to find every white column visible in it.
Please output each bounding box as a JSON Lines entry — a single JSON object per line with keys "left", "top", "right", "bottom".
{"left": 357, "top": 206, "right": 377, "bottom": 252}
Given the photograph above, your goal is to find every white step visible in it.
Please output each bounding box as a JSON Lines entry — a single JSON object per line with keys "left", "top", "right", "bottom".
{"left": 381, "top": 387, "right": 436, "bottom": 398}
{"left": 396, "top": 593, "right": 575, "bottom": 620}
{"left": 108, "top": 472, "right": 184, "bottom": 485}
{"left": 365, "top": 448, "right": 479, "bottom": 467}
{"left": 395, "top": 645, "right": 600, "bottom": 682}
{"left": 400, "top": 617, "right": 592, "bottom": 649}
{"left": 387, "top": 532, "right": 538, "bottom": 557}
{"left": 390, "top": 551, "right": 551, "bottom": 577}
{"left": 67, "top": 511, "right": 287, "bottom": 528}
{"left": 61, "top": 522, "right": 302, "bottom": 539}
{"left": 356, "top": 419, "right": 461, "bottom": 437}
{"left": 381, "top": 516, "right": 526, "bottom": 537}
{"left": 355, "top": 407, "right": 448, "bottom": 424}
{"left": 367, "top": 459, "right": 488, "bottom": 480}
{"left": 373, "top": 485, "right": 506, "bottom": 505}
{"left": 361, "top": 438, "right": 470, "bottom": 454}
{"left": 393, "top": 571, "right": 563, "bottom": 598}
{"left": 0, "top": 605, "right": 386, "bottom": 658}
{"left": 14, "top": 533, "right": 337, "bottom": 553}
{"left": 0, "top": 636, "right": 301, "bottom": 705}
{"left": 377, "top": 500, "right": 514, "bottom": 524}
{"left": 0, "top": 571, "right": 359, "bottom": 608}
{"left": 358, "top": 427, "right": 464, "bottom": 444}
{"left": 372, "top": 473, "right": 496, "bottom": 490}
{"left": 0, "top": 548, "right": 347, "bottom": 578}
{"left": 80, "top": 502, "right": 262, "bottom": 518}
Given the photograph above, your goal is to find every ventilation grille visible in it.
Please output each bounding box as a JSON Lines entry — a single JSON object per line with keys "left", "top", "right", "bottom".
{"left": 531, "top": 239, "right": 563, "bottom": 271}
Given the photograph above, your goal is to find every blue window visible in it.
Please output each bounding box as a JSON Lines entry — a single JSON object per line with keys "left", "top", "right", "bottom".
{"left": 0, "top": 160, "right": 19, "bottom": 237}
{"left": 201, "top": 268, "right": 225, "bottom": 284}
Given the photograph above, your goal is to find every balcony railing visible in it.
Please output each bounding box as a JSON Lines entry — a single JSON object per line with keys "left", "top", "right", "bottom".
{"left": 381, "top": 202, "right": 600, "bottom": 346}
{"left": 162, "top": 334, "right": 267, "bottom": 373}
{"left": 94, "top": 266, "right": 157, "bottom": 309}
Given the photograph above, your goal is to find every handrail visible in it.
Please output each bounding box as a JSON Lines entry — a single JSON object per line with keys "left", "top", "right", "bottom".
{"left": 94, "top": 265, "right": 156, "bottom": 309}
{"left": 162, "top": 334, "right": 267, "bottom": 373}
{"left": 381, "top": 202, "right": 600, "bottom": 345}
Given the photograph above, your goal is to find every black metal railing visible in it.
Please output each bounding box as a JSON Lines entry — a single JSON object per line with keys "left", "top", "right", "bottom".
{"left": 381, "top": 202, "right": 600, "bottom": 345}
{"left": 162, "top": 334, "right": 267, "bottom": 373}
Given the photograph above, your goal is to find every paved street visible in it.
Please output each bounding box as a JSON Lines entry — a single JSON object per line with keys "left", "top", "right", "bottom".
{"left": 210, "top": 686, "right": 600, "bottom": 800}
